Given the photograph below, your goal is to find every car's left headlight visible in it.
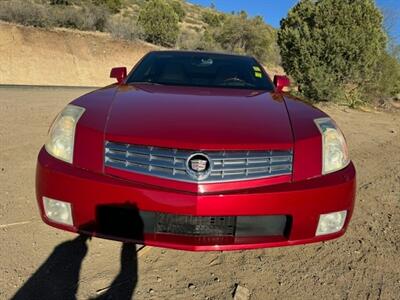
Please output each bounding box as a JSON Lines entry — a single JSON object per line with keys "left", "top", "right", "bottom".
{"left": 45, "top": 105, "right": 85, "bottom": 163}
{"left": 314, "top": 117, "right": 350, "bottom": 174}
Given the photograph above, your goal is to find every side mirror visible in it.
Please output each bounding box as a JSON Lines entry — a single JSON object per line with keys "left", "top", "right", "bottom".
{"left": 273, "top": 75, "right": 290, "bottom": 93}
{"left": 110, "top": 67, "right": 127, "bottom": 84}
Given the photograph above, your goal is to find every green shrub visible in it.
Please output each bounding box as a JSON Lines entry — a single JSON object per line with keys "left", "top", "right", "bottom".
{"left": 366, "top": 52, "right": 400, "bottom": 101}
{"left": 169, "top": 0, "right": 186, "bottom": 22}
{"left": 201, "top": 10, "right": 224, "bottom": 27}
{"left": 49, "top": 0, "right": 71, "bottom": 5}
{"left": 195, "top": 29, "right": 222, "bottom": 51}
{"left": 278, "top": 0, "right": 387, "bottom": 103}
{"left": 137, "top": 0, "right": 179, "bottom": 47}
{"left": 213, "top": 12, "right": 279, "bottom": 64}
{"left": 106, "top": 15, "right": 142, "bottom": 40}
{"left": 82, "top": 4, "right": 109, "bottom": 31}
{"left": 0, "top": 0, "right": 49, "bottom": 27}
{"left": 49, "top": 6, "right": 85, "bottom": 29}
{"left": 92, "top": 0, "right": 122, "bottom": 13}
{"left": 392, "top": 45, "right": 400, "bottom": 62}
{"left": 176, "top": 28, "right": 199, "bottom": 49}
{"left": 0, "top": 0, "right": 109, "bottom": 31}
{"left": 177, "top": 28, "right": 221, "bottom": 51}
{"left": 381, "top": 53, "right": 400, "bottom": 97}
{"left": 48, "top": 4, "right": 109, "bottom": 31}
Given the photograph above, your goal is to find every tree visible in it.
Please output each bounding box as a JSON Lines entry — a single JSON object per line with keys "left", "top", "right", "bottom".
{"left": 138, "top": 0, "right": 179, "bottom": 46}
{"left": 366, "top": 51, "right": 400, "bottom": 102}
{"left": 214, "top": 12, "right": 279, "bottom": 64}
{"left": 214, "top": 12, "right": 250, "bottom": 53}
{"left": 278, "top": 0, "right": 387, "bottom": 103}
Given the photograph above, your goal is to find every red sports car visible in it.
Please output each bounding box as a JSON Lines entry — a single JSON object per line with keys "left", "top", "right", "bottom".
{"left": 36, "top": 51, "right": 356, "bottom": 251}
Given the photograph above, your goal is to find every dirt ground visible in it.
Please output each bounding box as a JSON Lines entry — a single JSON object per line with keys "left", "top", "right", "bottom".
{"left": 0, "top": 86, "right": 399, "bottom": 300}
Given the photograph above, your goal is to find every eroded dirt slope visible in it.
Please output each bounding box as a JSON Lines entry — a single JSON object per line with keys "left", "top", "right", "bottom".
{"left": 0, "top": 22, "right": 158, "bottom": 87}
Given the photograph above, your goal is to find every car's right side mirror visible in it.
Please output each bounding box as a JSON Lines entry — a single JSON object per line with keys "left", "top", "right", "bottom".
{"left": 110, "top": 67, "right": 127, "bottom": 84}
{"left": 273, "top": 75, "right": 290, "bottom": 93}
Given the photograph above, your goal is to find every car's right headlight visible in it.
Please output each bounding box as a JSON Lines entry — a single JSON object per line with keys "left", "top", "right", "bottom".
{"left": 314, "top": 117, "right": 350, "bottom": 174}
{"left": 45, "top": 104, "right": 85, "bottom": 163}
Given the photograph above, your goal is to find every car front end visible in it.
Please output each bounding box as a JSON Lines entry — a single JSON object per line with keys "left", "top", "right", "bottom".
{"left": 35, "top": 51, "right": 356, "bottom": 251}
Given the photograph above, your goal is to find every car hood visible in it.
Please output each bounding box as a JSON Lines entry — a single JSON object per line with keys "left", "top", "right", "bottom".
{"left": 104, "top": 84, "right": 293, "bottom": 150}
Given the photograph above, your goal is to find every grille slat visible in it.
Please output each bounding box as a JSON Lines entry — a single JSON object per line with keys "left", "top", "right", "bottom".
{"left": 207, "top": 150, "right": 292, "bottom": 159}
{"left": 211, "top": 165, "right": 271, "bottom": 172}
{"left": 105, "top": 141, "right": 293, "bottom": 183}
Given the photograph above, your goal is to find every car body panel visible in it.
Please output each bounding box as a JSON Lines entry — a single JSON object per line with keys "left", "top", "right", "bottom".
{"left": 71, "top": 84, "right": 303, "bottom": 192}
{"left": 36, "top": 149, "right": 356, "bottom": 251}
{"left": 283, "top": 95, "right": 325, "bottom": 181}
{"left": 104, "top": 84, "right": 293, "bottom": 151}
{"left": 72, "top": 85, "right": 117, "bottom": 173}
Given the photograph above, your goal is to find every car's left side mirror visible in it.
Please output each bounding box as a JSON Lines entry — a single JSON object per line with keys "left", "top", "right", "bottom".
{"left": 110, "top": 67, "right": 127, "bottom": 84}
{"left": 273, "top": 75, "right": 290, "bottom": 93}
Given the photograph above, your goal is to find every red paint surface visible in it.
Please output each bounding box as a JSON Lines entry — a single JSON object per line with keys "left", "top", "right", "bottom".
{"left": 35, "top": 61, "right": 356, "bottom": 251}
{"left": 36, "top": 149, "right": 356, "bottom": 251}
{"left": 273, "top": 75, "right": 290, "bottom": 92}
{"left": 110, "top": 67, "right": 127, "bottom": 84}
{"left": 104, "top": 85, "right": 293, "bottom": 150}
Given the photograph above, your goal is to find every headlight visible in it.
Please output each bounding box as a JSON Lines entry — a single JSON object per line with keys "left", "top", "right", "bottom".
{"left": 314, "top": 117, "right": 349, "bottom": 174}
{"left": 45, "top": 105, "right": 85, "bottom": 163}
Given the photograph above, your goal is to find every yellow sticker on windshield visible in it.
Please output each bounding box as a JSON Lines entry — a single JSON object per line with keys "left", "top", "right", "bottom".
{"left": 253, "top": 66, "right": 261, "bottom": 72}
{"left": 254, "top": 71, "right": 262, "bottom": 78}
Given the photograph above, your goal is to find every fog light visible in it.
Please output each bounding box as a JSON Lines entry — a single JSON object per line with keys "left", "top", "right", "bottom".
{"left": 316, "top": 210, "right": 347, "bottom": 236}
{"left": 43, "top": 197, "right": 73, "bottom": 226}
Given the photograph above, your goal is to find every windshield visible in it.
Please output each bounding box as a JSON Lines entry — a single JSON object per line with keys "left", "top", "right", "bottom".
{"left": 126, "top": 52, "right": 274, "bottom": 91}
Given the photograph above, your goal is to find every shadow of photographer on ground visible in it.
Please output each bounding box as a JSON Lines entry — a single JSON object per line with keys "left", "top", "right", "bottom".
{"left": 12, "top": 204, "right": 144, "bottom": 300}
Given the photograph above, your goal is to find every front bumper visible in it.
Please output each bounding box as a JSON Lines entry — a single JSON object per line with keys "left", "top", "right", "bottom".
{"left": 36, "top": 148, "right": 356, "bottom": 251}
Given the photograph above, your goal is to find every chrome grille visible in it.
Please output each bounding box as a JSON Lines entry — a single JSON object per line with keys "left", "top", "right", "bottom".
{"left": 105, "top": 141, "right": 293, "bottom": 183}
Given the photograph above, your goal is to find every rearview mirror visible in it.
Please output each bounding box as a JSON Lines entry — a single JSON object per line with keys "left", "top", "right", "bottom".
{"left": 273, "top": 75, "right": 290, "bottom": 93}
{"left": 110, "top": 67, "right": 127, "bottom": 84}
